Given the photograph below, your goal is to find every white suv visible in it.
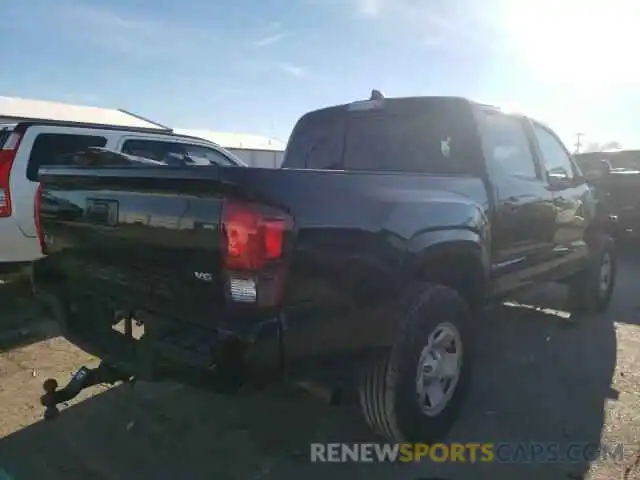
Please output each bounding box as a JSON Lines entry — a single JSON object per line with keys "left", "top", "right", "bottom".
{"left": 0, "top": 120, "right": 245, "bottom": 281}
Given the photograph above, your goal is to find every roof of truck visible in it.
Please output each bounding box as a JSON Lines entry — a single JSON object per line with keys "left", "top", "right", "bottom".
{"left": 304, "top": 95, "right": 503, "bottom": 117}
{"left": 295, "top": 94, "right": 562, "bottom": 141}
{"left": 575, "top": 149, "right": 640, "bottom": 157}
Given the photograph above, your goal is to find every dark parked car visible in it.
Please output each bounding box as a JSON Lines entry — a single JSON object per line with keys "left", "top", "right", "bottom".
{"left": 32, "top": 93, "right": 616, "bottom": 443}
{"left": 574, "top": 149, "right": 640, "bottom": 239}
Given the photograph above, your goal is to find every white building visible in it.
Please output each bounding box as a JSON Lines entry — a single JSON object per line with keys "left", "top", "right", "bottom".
{"left": 175, "top": 129, "right": 286, "bottom": 168}
{"left": 0, "top": 96, "right": 287, "bottom": 168}
{"left": 0, "top": 95, "right": 170, "bottom": 130}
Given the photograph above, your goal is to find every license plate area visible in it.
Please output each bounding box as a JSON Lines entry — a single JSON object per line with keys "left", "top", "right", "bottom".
{"left": 107, "top": 312, "right": 220, "bottom": 368}
{"left": 112, "top": 317, "right": 145, "bottom": 340}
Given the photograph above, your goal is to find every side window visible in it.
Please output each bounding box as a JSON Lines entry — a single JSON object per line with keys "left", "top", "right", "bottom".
{"left": 533, "top": 124, "right": 575, "bottom": 180}
{"left": 182, "top": 144, "right": 235, "bottom": 166}
{"left": 478, "top": 112, "right": 537, "bottom": 180}
{"left": 27, "top": 133, "right": 107, "bottom": 180}
{"left": 122, "top": 139, "right": 186, "bottom": 165}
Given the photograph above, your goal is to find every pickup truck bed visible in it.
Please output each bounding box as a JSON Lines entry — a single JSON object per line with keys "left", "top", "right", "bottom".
{"left": 37, "top": 165, "right": 487, "bottom": 378}
{"left": 33, "top": 94, "right": 617, "bottom": 443}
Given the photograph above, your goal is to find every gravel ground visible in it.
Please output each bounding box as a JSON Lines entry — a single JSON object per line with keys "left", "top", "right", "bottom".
{"left": 0, "top": 251, "right": 640, "bottom": 480}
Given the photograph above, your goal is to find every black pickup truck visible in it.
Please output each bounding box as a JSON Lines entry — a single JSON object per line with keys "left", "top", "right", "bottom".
{"left": 574, "top": 149, "right": 640, "bottom": 239}
{"left": 32, "top": 94, "right": 616, "bottom": 443}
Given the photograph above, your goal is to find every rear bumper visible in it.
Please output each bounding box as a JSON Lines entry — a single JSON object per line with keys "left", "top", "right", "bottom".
{"left": 36, "top": 290, "right": 284, "bottom": 393}
{"left": 0, "top": 217, "right": 42, "bottom": 264}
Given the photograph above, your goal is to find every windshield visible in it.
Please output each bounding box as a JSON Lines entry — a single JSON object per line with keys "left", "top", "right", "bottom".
{"left": 283, "top": 99, "right": 476, "bottom": 174}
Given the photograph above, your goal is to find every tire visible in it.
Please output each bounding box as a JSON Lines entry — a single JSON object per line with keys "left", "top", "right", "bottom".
{"left": 567, "top": 234, "right": 616, "bottom": 314}
{"left": 358, "top": 283, "right": 472, "bottom": 442}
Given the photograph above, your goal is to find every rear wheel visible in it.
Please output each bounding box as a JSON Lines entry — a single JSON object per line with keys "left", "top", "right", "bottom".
{"left": 358, "top": 283, "right": 471, "bottom": 442}
{"left": 567, "top": 234, "right": 616, "bottom": 315}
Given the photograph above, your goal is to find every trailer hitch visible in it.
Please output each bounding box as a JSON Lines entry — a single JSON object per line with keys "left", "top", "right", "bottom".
{"left": 40, "top": 362, "right": 134, "bottom": 420}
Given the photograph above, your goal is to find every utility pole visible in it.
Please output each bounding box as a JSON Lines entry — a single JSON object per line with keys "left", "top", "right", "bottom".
{"left": 574, "top": 133, "right": 584, "bottom": 153}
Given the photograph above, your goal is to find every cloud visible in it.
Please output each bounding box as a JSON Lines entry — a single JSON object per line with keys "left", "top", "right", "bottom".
{"left": 253, "top": 32, "right": 289, "bottom": 47}
{"left": 355, "top": 0, "right": 383, "bottom": 17}
{"left": 278, "top": 62, "right": 306, "bottom": 78}
{"left": 350, "top": 0, "right": 490, "bottom": 48}
{"left": 422, "top": 35, "right": 445, "bottom": 48}
{"left": 43, "top": 2, "right": 219, "bottom": 59}
{"left": 499, "top": 1, "right": 640, "bottom": 89}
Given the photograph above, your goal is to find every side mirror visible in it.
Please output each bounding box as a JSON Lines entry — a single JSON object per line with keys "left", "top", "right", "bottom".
{"left": 547, "top": 166, "right": 582, "bottom": 189}
{"left": 547, "top": 166, "right": 570, "bottom": 184}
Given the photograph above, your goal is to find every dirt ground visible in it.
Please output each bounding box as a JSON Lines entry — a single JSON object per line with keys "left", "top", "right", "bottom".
{"left": 1, "top": 251, "right": 640, "bottom": 480}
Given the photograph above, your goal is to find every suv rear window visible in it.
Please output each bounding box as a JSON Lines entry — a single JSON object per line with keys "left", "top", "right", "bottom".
{"left": 54, "top": 147, "right": 168, "bottom": 167}
{"left": 122, "top": 139, "right": 236, "bottom": 167}
{"left": 28, "top": 133, "right": 107, "bottom": 180}
{"left": 282, "top": 98, "right": 478, "bottom": 174}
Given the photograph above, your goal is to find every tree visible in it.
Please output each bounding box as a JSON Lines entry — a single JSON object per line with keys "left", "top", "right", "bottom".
{"left": 583, "top": 141, "right": 622, "bottom": 152}
{"left": 600, "top": 141, "right": 622, "bottom": 151}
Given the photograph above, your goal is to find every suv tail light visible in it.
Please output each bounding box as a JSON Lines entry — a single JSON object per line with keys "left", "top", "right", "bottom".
{"left": 34, "top": 184, "right": 46, "bottom": 254}
{"left": 0, "top": 132, "right": 23, "bottom": 217}
{"left": 221, "top": 199, "right": 294, "bottom": 308}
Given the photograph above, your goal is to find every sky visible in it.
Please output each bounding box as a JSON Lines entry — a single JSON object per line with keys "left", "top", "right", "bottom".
{"left": 1, "top": 0, "right": 640, "bottom": 149}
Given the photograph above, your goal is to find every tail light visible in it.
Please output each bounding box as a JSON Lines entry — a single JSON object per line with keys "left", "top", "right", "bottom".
{"left": 34, "top": 184, "right": 46, "bottom": 254}
{"left": 221, "top": 199, "right": 294, "bottom": 308}
{"left": 0, "top": 132, "right": 23, "bottom": 217}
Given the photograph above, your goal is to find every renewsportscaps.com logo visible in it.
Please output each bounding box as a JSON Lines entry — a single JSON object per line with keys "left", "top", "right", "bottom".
{"left": 310, "top": 442, "right": 625, "bottom": 464}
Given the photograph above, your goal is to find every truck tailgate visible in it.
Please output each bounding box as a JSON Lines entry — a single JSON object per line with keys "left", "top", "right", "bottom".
{"left": 39, "top": 167, "right": 226, "bottom": 328}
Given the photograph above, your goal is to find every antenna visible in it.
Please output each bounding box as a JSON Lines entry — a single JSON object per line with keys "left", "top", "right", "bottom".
{"left": 370, "top": 89, "right": 384, "bottom": 100}
{"left": 117, "top": 108, "right": 173, "bottom": 131}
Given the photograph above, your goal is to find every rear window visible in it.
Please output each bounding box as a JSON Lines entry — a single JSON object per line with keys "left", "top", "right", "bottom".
{"left": 282, "top": 98, "right": 478, "bottom": 174}
{"left": 28, "top": 133, "right": 107, "bottom": 180}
